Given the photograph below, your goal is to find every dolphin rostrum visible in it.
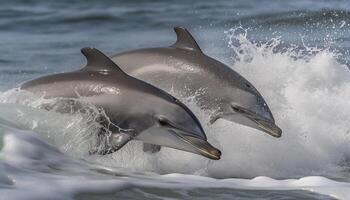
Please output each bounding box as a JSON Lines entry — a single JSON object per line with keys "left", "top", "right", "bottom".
{"left": 20, "top": 47, "right": 221, "bottom": 160}
{"left": 111, "top": 27, "right": 282, "bottom": 138}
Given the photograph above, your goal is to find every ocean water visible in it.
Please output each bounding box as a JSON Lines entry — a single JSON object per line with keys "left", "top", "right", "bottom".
{"left": 1, "top": 0, "right": 350, "bottom": 199}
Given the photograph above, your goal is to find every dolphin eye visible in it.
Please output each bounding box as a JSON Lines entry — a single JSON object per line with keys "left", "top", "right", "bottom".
{"left": 232, "top": 106, "right": 240, "bottom": 112}
{"left": 245, "top": 83, "right": 251, "bottom": 89}
{"left": 231, "top": 105, "right": 244, "bottom": 113}
{"left": 158, "top": 117, "right": 170, "bottom": 126}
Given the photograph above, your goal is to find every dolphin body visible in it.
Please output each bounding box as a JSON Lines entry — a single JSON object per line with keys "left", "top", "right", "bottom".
{"left": 20, "top": 47, "right": 221, "bottom": 160}
{"left": 111, "top": 27, "right": 282, "bottom": 137}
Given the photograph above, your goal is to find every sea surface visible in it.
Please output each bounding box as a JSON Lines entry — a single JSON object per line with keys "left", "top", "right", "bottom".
{"left": 1, "top": 0, "right": 350, "bottom": 199}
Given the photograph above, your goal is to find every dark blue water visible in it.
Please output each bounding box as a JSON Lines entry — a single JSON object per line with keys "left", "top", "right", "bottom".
{"left": 1, "top": 0, "right": 350, "bottom": 89}
{"left": 1, "top": 0, "right": 350, "bottom": 199}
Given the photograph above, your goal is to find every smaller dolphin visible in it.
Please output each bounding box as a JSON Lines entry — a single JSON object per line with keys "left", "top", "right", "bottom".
{"left": 111, "top": 27, "right": 282, "bottom": 137}
{"left": 20, "top": 48, "right": 221, "bottom": 160}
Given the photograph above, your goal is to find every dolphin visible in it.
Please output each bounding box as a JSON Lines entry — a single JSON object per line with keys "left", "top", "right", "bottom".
{"left": 20, "top": 47, "right": 221, "bottom": 160}
{"left": 111, "top": 27, "right": 282, "bottom": 138}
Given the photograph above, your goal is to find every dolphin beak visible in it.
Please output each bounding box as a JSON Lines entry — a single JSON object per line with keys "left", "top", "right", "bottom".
{"left": 210, "top": 108, "right": 282, "bottom": 138}
{"left": 172, "top": 131, "right": 221, "bottom": 160}
{"left": 250, "top": 117, "right": 282, "bottom": 138}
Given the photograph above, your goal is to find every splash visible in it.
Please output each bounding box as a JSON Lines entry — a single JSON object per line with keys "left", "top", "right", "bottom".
{"left": 0, "top": 89, "right": 105, "bottom": 157}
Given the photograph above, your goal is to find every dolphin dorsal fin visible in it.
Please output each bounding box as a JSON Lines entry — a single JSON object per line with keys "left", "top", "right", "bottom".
{"left": 80, "top": 47, "right": 126, "bottom": 74}
{"left": 170, "top": 27, "right": 202, "bottom": 52}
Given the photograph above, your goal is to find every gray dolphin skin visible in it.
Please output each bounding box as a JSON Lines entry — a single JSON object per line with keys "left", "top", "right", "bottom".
{"left": 111, "top": 27, "right": 282, "bottom": 138}
{"left": 20, "top": 47, "right": 221, "bottom": 160}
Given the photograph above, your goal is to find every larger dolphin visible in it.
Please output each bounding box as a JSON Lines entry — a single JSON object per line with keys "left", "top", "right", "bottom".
{"left": 111, "top": 27, "right": 282, "bottom": 137}
{"left": 20, "top": 47, "right": 221, "bottom": 160}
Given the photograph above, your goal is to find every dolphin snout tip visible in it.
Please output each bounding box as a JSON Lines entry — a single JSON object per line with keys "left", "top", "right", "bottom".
{"left": 273, "top": 126, "right": 282, "bottom": 138}
{"left": 200, "top": 142, "right": 221, "bottom": 160}
{"left": 207, "top": 148, "right": 221, "bottom": 160}
{"left": 260, "top": 122, "right": 282, "bottom": 138}
{"left": 180, "top": 134, "right": 222, "bottom": 160}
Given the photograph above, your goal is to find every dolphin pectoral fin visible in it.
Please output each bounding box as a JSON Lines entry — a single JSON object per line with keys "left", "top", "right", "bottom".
{"left": 108, "top": 132, "right": 134, "bottom": 151}
{"left": 92, "top": 132, "right": 134, "bottom": 155}
{"left": 143, "top": 143, "right": 161, "bottom": 153}
{"left": 171, "top": 27, "right": 202, "bottom": 52}
{"left": 209, "top": 116, "right": 219, "bottom": 124}
{"left": 209, "top": 113, "right": 221, "bottom": 124}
